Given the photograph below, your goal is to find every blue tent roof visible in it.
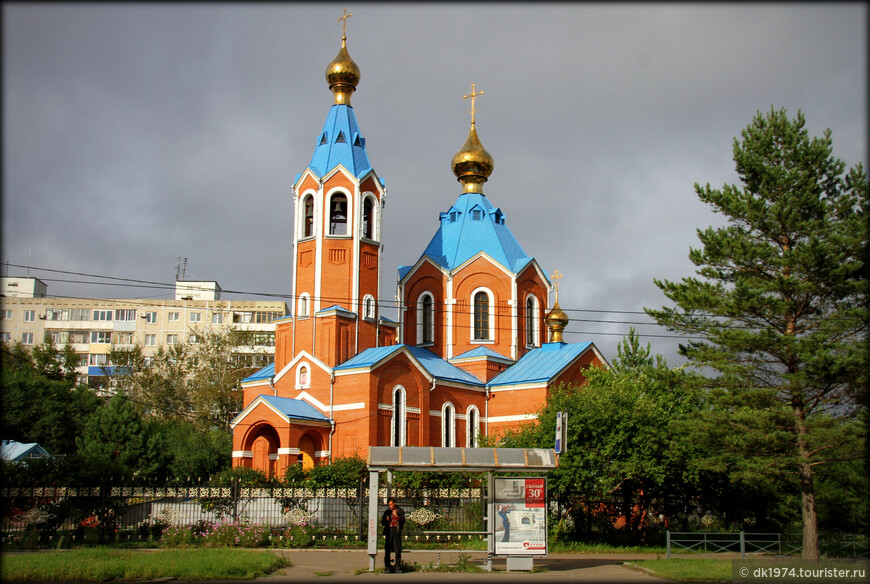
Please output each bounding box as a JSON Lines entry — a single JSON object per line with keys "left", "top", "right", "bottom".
{"left": 451, "top": 346, "right": 514, "bottom": 363}
{"left": 336, "top": 344, "right": 484, "bottom": 386}
{"left": 258, "top": 395, "right": 330, "bottom": 423}
{"left": 489, "top": 342, "right": 594, "bottom": 387}
{"left": 412, "top": 192, "right": 532, "bottom": 274}
{"left": 242, "top": 363, "right": 274, "bottom": 384}
{"left": 308, "top": 104, "right": 372, "bottom": 178}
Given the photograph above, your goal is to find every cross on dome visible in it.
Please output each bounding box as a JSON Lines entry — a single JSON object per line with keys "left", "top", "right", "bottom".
{"left": 551, "top": 270, "right": 563, "bottom": 303}
{"left": 463, "top": 83, "right": 485, "bottom": 126}
{"left": 338, "top": 8, "right": 352, "bottom": 41}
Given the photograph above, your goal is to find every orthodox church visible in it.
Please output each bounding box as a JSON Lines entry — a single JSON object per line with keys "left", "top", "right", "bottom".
{"left": 230, "top": 21, "right": 606, "bottom": 476}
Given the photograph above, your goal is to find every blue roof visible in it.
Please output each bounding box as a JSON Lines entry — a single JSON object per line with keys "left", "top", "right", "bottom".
{"left": 1, "top": 440, "right": 49, "bottom": 461}
{"left": 258, "top": 395, "right": 330, "bottom": 423}
{"left": 489, "top": 342, "right": 594, "bottom": 387}
{"left": 336, "top": 344, "right": 484, "bottom": 386}
{"left": 316, "top": 304, "right": 356, "bottom": 318}
{"left": 242, "top": 363, "right": 275, "bottom": 384}
{"left": 451, "top": 346, "right": 514, "bottom": 363}
{"left": 412, "top": 193, "right": 532, "bottom": 274}
{"left": 308, "top": 104, "right": 372, "bottom": 178}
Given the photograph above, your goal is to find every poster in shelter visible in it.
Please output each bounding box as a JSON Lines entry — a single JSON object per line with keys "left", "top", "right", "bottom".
{"left": 493, "top": 477, "right": 547, "bottom": 555}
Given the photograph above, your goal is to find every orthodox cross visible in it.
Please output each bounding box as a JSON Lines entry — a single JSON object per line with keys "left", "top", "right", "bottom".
{"left": 551, "top": 270, "right": 563, "bottom": 304}
{"left": 338, "top": 8, "right": 352, "bottom": 40}
{"left": 463, "top": 83, "right": 484, "bottom": 126}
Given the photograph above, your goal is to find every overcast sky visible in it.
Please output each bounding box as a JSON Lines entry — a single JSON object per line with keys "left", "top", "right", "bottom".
{"left": 2, "top": 3, "right": 866, "bottom": 364}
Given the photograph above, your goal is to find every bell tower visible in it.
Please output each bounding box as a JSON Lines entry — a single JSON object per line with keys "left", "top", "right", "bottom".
{"left": 281, "top": 11, "right": 387, "bottom": 369}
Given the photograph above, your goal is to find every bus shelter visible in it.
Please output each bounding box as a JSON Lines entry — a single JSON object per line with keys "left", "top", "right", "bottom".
{"left": 366, "top": 446, "right": 558, "bottom": 571}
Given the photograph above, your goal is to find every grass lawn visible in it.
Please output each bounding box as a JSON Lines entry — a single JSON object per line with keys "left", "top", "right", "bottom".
{"left": 627, "top": 558, "right": 733, "bottom": 582}
{"left": 0, "top": 548, "right": 290, "bottom": 582}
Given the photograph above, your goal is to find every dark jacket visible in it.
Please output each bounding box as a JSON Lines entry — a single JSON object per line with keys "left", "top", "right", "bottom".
{"left": 381, "top": 505, "right": 406, "bottom": 535}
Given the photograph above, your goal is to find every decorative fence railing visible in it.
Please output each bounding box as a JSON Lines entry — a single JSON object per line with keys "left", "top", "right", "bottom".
{"left": 1, "top": 485, "right": 486, "bottom": 545}
{"left": 666, "top": 531, "right": 869, "bottom": 559}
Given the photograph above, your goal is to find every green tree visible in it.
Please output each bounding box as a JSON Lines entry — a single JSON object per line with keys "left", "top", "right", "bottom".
{"left": 647, "top": 108, "right": 868, "bottom": 558}
{"left": 1, "top": 341, "right": 101, "bottom": 455}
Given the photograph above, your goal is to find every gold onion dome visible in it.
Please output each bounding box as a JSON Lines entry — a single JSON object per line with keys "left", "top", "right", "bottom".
{"left": 546, "top": 301, "right": 569, "bottom": 343}
{"left": 452, "top": 126, "right": 494, "bottom": 193}
{"left": 326, "top": 36, "right": 359, "bottom": 105}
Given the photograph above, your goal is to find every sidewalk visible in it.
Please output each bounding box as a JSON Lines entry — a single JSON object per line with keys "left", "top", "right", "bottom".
{"left": 253, "top": 549, "right": 668, "bottom": 583}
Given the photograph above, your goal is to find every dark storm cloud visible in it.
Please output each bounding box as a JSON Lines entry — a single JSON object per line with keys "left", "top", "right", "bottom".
{"left": 3, "top": 3, "right": 866, "bottom": 362}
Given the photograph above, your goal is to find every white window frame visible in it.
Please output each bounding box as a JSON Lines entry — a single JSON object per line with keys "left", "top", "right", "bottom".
{"left": 89, "top": 354, "right": 107, "bottom": 366}
{"left": 441, "top": 402, "right": 456, "bottom": 448}
{"left": 301, "top": 193, "right": 316, "bottom": 239}
{"left": 145, "top": 334, "right": 156, "bottom": 346}
{"left": 2, "top": 310, "right": 13, "bottom": 320}
{"left": 297, "top": 293, "right": 311, "bottom": 318}
{"left": 416, "top": 291, "right": 435, "bottom": 346}
{"left": 21, "top": 332, "right": 34, "bottom": 345}
{"left": 212, "top": 312, "right": 223, "bottom": 324}
{"left": 525, "top": 294, "right": 540, "bottom": 348}
{"left": 326, "top": 189, "right": 352, "bottom": 237}
{"left": 391, "top": 386, "right": 407, "bottom": 447}
{"left": 363, "top": 295, "right": 376, "bottom": 320}
{"left": 23, "top": 310, "right": 35, "bottom": 322}
{"left": 167, "top": 312, "right": 180, "bottom": 322}
{"left": 189, "top": 312, "right": 202, "bottom": 323}
{"left": 296, "top": 362, "right": 311, "bottom": 390}
{"left": 361, "top": 193, "right": 379, "bottom": 241}
{"left": 144, "top": 311, "right": 158, "bottom": 324}
{"left": 466, "top": 405, "right": 480, "bottom": 448}
{"left": 93, "top": 309, "right": 113, "bottom": 321}
{"left": 114, "top": 309, "right": 136, "bottom": 321}
{"left": 90, "top": 331, "right": 111, "bottom": 344}
{"left": 166, "top": 334, "right": 179, "bottom": 345}
{"left": 471, "top": 287, "right": 495, "bottom": 342}
{"left": 1, "top": 332, "right": 13, "bottom": 342}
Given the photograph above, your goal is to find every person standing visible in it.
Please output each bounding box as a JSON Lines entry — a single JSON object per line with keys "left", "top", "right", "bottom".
{"left": 497, "top": 504, "right": 511, "bottom": 543}
{"left": 381, "top": 497, "right": 405, "bottom": 572}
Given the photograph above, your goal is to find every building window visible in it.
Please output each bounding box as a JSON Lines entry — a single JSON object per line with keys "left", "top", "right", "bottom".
{"left": 21, "top": 332, "right": 34, "bottom": 345}
{"left": 90, "top": 331, "right": 111, "bottom": 344}
{"left": 442, "top": 402, "right": 455, "bottom": 448}
{"left": 297, "top": 294, "right": 310, "bottom": 318}
{"left": 467, "top": 406, "right": 480, "bottom": 447}
{"left": 363, "top": 295, "right": 376, "bottom": 320}
{"left": 51, "top": 331, "right": 69, "bottom": 344}
{"left": 93, "top": 309, "right": 113, "bottom": 321}
{"left": 46, "top": 308, "right": 67, "bottom": 321}
{"left": 303, "top": 195, "right": 315, "bottom": 238}
{"left": 71, "top": 309, "right": 90, "bottom": 321}
{"left": 212, "top": 312, "right": 223, "bottom": 324}
{"left": 296, "top": 364, "right": 310, "bottom": 389}
{"left": 115, "top": 309, "right": 136, "bottom": 321}
{"left": 23, "top": 310, "right": 35, "bottom": 322}
{"left": 391, "top": 386, "right": 406, "bottom": 447}
{"left": 188, "top": 334, "right": 199, "bottom": 344}
{"left": 2, "top": 310, "right": 13, "bottom": 320}
{"left": 115, "top": 332, "right": 134, "bottom": 345}
{"left": 145, "top": 334, "right": 156, "bottom": 346}
{"left": 362, "top": 196, "right": 375, "bottom": 239}
{"left": 525, "top": 295, "right": 539, "bottom": 347}
{"left": 471, "top": 209, "right": 483, "bottom": 221}
{"left": 329, "top": 193, "right": 348, "bottom": 235}
{"left": 166, "top": 334, "right": 179, "bottom": 345}
{"left": 89, "top": 354, "right": 107, "bottom": 366}
{"left": 473, "top": 290, "right": 491, "bottom": 341}
{"left": 417, "top": 292, "right": 434, "bottom": 345}
{"left": 144, "top": 311, "right": 158, "bottom": 324}
{"left": 167, "top": 312, "right": 180, "bottom": 322}
{"left": 190, "top": 312, "right": 202, "bottom": 323}
{"left": 233, "top": 311, "right": 253, "bottom": 323}
{"left": 0, "top": 332, "right": 10, "bottom": 342}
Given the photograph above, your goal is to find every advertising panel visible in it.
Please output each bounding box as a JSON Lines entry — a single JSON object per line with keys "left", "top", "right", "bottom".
{"left": 493, "top": 477, "right": 547, "bottom": 556}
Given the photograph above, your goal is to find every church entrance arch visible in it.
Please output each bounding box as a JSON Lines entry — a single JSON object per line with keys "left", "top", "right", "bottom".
{"left": 245, "top": 424, "right": 281, "bottom": 477}
{"left": 298, "top": 431, "right": 322, "bottom": 470}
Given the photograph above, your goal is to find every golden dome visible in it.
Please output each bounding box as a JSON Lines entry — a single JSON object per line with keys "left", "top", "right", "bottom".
{"left": 326, "top": 36, "right": 360, "bottom": 106}
{"left": 451, "top": 125, "right": 494, "bottom": 194}
{"left": 545, "top": 301, "right": 570, "bottom": 343}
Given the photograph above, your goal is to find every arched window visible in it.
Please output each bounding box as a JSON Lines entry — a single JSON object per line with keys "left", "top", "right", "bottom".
{"left": 296, "top": 363, "right": 310, "bottom": 389}
{"left": 329, "top": 194, "right": 348, "bottom": 235}
{"left": 362, "top": 197, "right": 374, "bottom": 239}
{"left": 303, "top": 195, "right": 314, "bottom": 238}
{"left": 525, "top": 295, "right": 539, "bottom": 347}
{"left": 297, "top": 293, "right": 310, "bottom": 318}
{"left": 417, "top": 292, "right": 435, "bottom": 345}
{"left": 442, "top": 402, "right": 455, "bottom": 448}
{"left": 391, "top": 386, "right": 406, "bottom": 447}
{"left": 473, "top": 290, "right": 491, "bottom": 341}
{"left": 466, "top": 406, "right": 480, "bottom": 448}
{"left": 363, "top": 295, "right": 376, "bottom": 320}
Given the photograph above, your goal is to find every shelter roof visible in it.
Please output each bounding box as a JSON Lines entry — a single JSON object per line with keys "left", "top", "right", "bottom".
{"left": 367, "top": 446, "right": 557, "bottom": 471}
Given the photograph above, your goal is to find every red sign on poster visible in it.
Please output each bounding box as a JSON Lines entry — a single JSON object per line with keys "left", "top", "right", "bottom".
{"left": 525, "top": 478, "right": 545, "bottom": 508}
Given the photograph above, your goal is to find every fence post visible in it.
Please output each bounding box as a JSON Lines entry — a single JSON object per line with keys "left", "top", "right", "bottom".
{"left": 740, "top": 531, "right": 745, "bottom": 558}
{"left": 666, "top": 530, "right": 671, "bottom": 558}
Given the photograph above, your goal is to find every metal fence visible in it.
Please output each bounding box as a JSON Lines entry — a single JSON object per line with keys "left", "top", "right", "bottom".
{"left": 0, "top": 484, "right": 486, "bottom": 545}
{"left": 666, "top": 531, "right": 869, "bottom": 559}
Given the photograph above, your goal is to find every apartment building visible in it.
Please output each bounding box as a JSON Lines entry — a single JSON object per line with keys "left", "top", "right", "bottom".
{"left": 1, "top": 277, "right": 287, "bottom": 387}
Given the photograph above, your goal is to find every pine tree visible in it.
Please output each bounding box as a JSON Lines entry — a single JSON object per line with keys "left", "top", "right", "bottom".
{"left": 647, "top": 108, "right": 868, "bottom": 559}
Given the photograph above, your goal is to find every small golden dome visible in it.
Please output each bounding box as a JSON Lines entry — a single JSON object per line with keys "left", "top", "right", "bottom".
{"left": 545, "top": 301, "right": 570, "bottom": 343}
{"left": 451, "top": 125, "right": 494, "bottom": 194}
{"left": 326, "top": 37, "right": 360, "bottom": 106}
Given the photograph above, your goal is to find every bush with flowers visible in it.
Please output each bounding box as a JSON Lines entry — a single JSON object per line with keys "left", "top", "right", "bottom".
{"left": 159, "top": 520, "right": 270, "bottom": 548}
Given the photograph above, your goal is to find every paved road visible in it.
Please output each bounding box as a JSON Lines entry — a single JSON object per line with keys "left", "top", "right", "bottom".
{"left": 253, "top": 549, "right": 669, "bottom": 583}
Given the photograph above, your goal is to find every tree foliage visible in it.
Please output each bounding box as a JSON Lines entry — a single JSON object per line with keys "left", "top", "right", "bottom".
{"left": 646, "top": 107, "right": 868, "bottom": 557}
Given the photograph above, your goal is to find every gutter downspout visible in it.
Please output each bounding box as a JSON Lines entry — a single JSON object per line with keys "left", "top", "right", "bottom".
{"left": 268, "top": 376, "right": 277, "bottom": 397}
{"left": 485, "top": 385, "right": 490, "bottom": 437}
{"left": 328, "top": 369, "right": 335, "bottom": 464}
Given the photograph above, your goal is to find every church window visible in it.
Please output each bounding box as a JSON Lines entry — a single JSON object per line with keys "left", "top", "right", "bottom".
{"left": 320, "top": 132, "right": 328, "bottom": 145}
{"left": 297, "top": 363, "right": 310, "bottom": 389}
{"left": 471, "top": 209, "right": 483, "bottom": 221}
{"left": 417, "top": 292, "right": 434, "bottom": 345}
{"left": 391, "top": 386, "right": 406, "bottom": 447}
{"left": 442, "top": 402, "right": 456, "bottom": 448}
{"left": 363, "top": 197, "right": 374, "bottom": 239}
{"left": 525, "top": 295, "right": 539, "bottom": 347}
{"left": 303, "top": 195, "right": 314, "bottom": 238}
{"left": 363, "top": 295, "right": 376, "bottom": 320}
{"left": 335, "top": 131, "right": 346, "bottom": 143}
{"left": 329, "top": 194, "right": 348, "bottom": 235}
{"left": 466, "top": 406, "right": 480, "bottom": 447}
{"left": 297, "top": 293, "right": 310, "bottom": 318}
{"left": 473, "top": 290, "right": 491, "bottom": 341}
